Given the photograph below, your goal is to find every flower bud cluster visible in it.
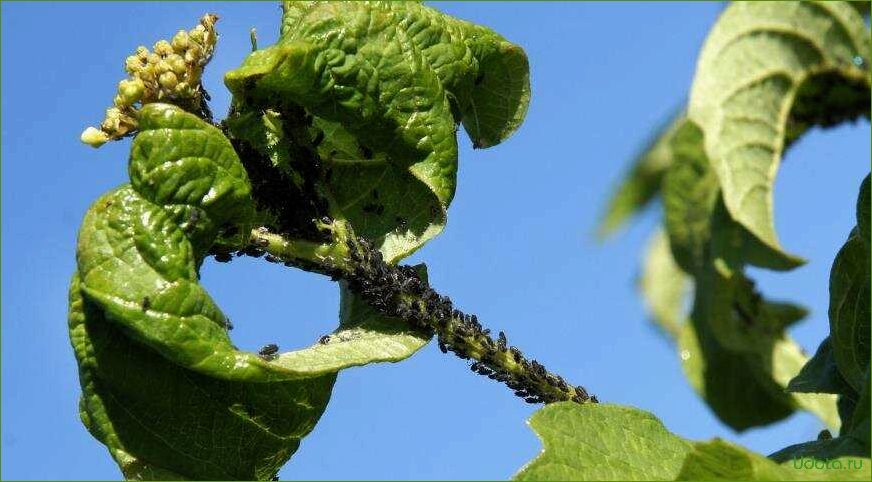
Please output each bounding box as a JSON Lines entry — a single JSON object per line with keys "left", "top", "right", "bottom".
{"left": 81, "top": 14, "right": 219, "bottom": 147}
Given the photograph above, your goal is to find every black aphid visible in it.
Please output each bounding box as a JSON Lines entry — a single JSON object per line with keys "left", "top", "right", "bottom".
{"left": 319, "top": 335, "right": 331, "bottom": 345}
{"left": 497, "top": 331, "right": 507, "bottom": 351}
{"left": 224, "top": 318, "right": 234, "bottom": 331}
{"left": 258, "top": 343, "right": 279, "bottom": 360}
{"left": 221, "top": 224, "right": 239, "bottom": 237}
{"left": 265, "top": 254, "right": 282, "bottom": 263}
{"left": 242, "top": 247, "right": 265, "bottom": 258}
{"left": 214, "top": 252, "right": 233, "bottom": 263}
{"left": 311, "top": 130, "right": 325, "bottom": 147}
{"left": 141, "top": 296, "right": 151, "bottom": 311}
{"left": 360, "top": 145, "right": 373, "bottom": 159}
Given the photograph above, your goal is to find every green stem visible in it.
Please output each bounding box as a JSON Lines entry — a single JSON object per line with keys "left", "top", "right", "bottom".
{"left": 246, "top": 224, "right": 597, "bottom": 405}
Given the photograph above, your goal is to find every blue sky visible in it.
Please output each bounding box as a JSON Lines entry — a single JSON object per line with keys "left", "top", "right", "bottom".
{"left": 2, "top": 2, "right": 869, "bottom": 480}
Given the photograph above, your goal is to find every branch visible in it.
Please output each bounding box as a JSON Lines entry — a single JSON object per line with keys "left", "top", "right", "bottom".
{"left": 234, "top": 223, "right": 597, "bottom": 406}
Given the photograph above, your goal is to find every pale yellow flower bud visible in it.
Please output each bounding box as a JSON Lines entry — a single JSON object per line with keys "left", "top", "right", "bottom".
{"left": 125, "top": 55, "right": 141, "bottom": 74}
{"left": 189, "top": 25, "right": 206, "bottom": 44}
{"left": 81, "top": 127, "right": 110, "bottom": 147}
{"left": 138, "top": 64, "right": 156, "bottom": 81}
{"left": 175, "top": 81, "right": 191, "bottom": 96}
{"left": 117, "top": 78, "right": 145, "bottom": 104}
{"left": 159, "top": 71, "right": 178, "bottom": 90}
{"left": 172, "top": 30, "right": 189, "bottom": 52}
{"left": 185, "top": 43, "right": 202, "bottom": 62}
{"left": 155, "top": 60, "right": 172, "bottom": 74}
{"left": 153, "top": 40, "right": 174, "bottom": 57}
{"left": 136, "top": 46, "right": 149, "bottom": 60}
{"left": 166, "top": 54, "right": 186, "bottom": 75}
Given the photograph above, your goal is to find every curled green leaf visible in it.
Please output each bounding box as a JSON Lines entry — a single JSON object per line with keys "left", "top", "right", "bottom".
{"left": 225, "top": 1, "right": 530, "bottom": 262}
{"left": 71, "top": 104, "right": 433, "bottom": 479}
{"left": 828, "top": 177, "right": 871, "bottom": 393}
{"left": 69, "top": 275, "right": 335, "bottom": 480}
{"left": 645, "top": 118, "right": 834, "bottom": 430}
{"left": 688, "top": 1, "right": 871, "bottom": 258}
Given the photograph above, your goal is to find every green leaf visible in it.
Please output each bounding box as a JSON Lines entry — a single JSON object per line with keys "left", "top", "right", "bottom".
{"left": 272, "top": 273, "right": 432, "bottom": 373}
{"left": 663, "top": 121, "right": 803, "bottom": 273}
{"left": 680, "top": 439, "right": 871, "bottom": 481}
{"left": 281, "top": 1, "right": 531, "bottom": 150}
{"left": 679, "top": 291, "right": 839, "bottom": 431}
{"left": 514, "top": 403, "right": 866, "bottom": 482}
{"left": 515, "top": 403, "right": 693, "bottom": 481}
{"left": 130, "top": 104, "right": 257, "bottom": 257}
{"left": 787, "top": 337, "right": 853, "bottom": 395}
{"left": 829, "top": 231, "right": 871, "bottom": 392}
{"left": 661, "top": 120, "right": 720, "bottom": 273}
{"left": 69, "top": 275, "right": 335, "bottom": 480}
{"left": 772, "top": 367, "right": 867, "bottom": 461}
{"left": 639, "top": 229, "right": 690, "bottom": 339}
{"left": 656, "top": 120, "right": 835, "bottom": 430}
{"left": 687, "top": 1, "right": 871, "bottom": 258}
{"left": 857, "top": 174, "right": 870, "bottom": 247}
{"left": 225, "top": 1, "right": 530, "bottom": 262}
{"left": 315, "top": 118, "right": 450, "bottom": 263}
{"left": 847, "top": 370, "right": 870, "bottom": 446}
{"left": 774, "top": 365, "right": 868, "bottom": 460}
{"left": 677, "top": 318, "right": 796, "bottom": 430}
{"left": 598, "top": 111, "right": 684, "bottom": 238}
{"left": 71, "top": 104, "right": 434, "bottom": 479}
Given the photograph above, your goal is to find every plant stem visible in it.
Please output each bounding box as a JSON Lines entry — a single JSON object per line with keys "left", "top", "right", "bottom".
{"left": 247, "top": 224, "right": 597, "bottom": 406}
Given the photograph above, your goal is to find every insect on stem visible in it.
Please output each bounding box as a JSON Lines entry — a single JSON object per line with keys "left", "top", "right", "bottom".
{"left": 247, "top": 228, "right": 597, "bottom": 406}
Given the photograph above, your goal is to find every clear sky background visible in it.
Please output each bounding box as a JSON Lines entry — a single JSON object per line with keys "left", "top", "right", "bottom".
{"left": 2, "top": 2, "right": 869, "bottom": 480}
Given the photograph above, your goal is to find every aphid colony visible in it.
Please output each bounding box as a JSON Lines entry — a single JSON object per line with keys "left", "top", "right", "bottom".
{"left": 81, "top": 14, "right": 219, "bottom": 147}
{"left": 338, "top": 237, "right": 596, "bottom": 405}
{"left": 212, "top": 227, "right": 596, "bottom": 405}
